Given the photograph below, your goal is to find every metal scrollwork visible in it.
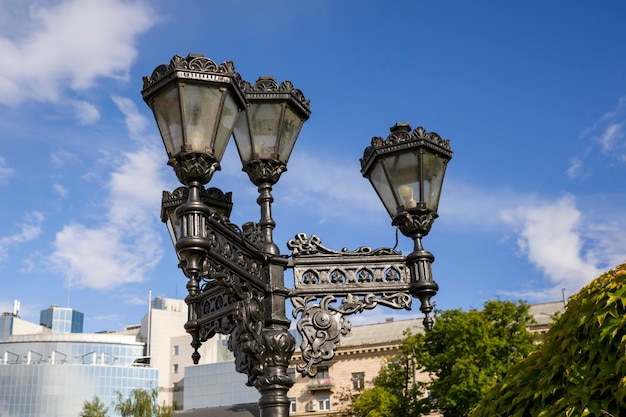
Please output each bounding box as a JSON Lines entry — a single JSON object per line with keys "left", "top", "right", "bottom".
{"left": 292, "top": 295, "right": 350, "bottom": 377}
{"left": 288, "top": 233, "right": 401, "bottom": 257}
{"left": 198, "top": 316, "right": 236, "bottom": 342}
{"left": 229, "top": 327, "right": 256, "bottom": 386}
{"left": 340, "top": 292, "right": 412, "bottom": 313}
{"left": 290, "top": 291, "right": 412, "bottom": 376}
{"left": 242, "top": 158, "right": 287, "bottom": 186}
{"left": 289, "top": 233, "right": 417, "bottom": 375}
{"left": 169, "top": 152, "right": 220, "bottom": 186}
{"left": 392, "top": 208, "right": 438, "bottom": 238}
{"left": 229, "top": 290, "right": 266, "bottom": 386}
{"left": 201, "top": 216, "right": 266, "bottom": 289}
{"left": 242, "top": 222, "right": 265, "bottom": 249}
{"left": 182, "top": 209, "right": 268, "bottom": 366}
{"left": 255, "top": 328, "right": 296, "bottom": 388}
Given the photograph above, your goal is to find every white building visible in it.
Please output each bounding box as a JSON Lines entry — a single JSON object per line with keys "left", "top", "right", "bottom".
{"left": 0, "top": 307, "right": 158, "bottom": 417}
{"left": 139, "top": 296, "right": 233, "bottom": 408}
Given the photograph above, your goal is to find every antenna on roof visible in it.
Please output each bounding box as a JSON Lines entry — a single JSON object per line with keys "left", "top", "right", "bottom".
{"left": 66, "top": 274, "right": 72, "bottom": 308}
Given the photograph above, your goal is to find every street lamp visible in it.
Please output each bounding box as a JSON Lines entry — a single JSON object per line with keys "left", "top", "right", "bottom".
{"left": 142, "top": 53, "right": 452, "bottom": 417}
{"left": 360, "top": 122, "right": 452, "bottom": 329}
{"left": 232, "top": 75, "right": 311, "bottom": 255}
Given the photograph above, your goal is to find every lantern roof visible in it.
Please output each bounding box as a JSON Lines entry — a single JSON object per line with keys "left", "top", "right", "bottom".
{"left": 240, "top": 76, "right": 311, "bottom": 119}
{"left": 360, "top": 123, "right": 452, "bottom": 177}
{"left": 141, "top": 53, "right": 246, "bottom": 109}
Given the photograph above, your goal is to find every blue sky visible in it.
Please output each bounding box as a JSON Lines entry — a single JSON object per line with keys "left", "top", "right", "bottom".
{"left": 1, "top": 0, "right": 626, "bottom": 333}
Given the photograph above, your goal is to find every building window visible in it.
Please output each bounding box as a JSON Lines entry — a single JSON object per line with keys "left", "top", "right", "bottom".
{"left": 289, "top": 397, "right": 297, "bottom": 413}
{"left": 352, "top": 372, "right": 365, "bottom": 390}
{"left": 173, "top": 345, "right": 179, "bottom": 356}
{"left": 318, "top": 394, "right": 331, "bottom": 411}
{"left": 317, "top": 366, "right": 329, "bottom": 380}
{"left": 287, "top": 367, "right": 296, "bottom": 383}
{"left": 173, "top": 364, "right": 179, "bottom": 374}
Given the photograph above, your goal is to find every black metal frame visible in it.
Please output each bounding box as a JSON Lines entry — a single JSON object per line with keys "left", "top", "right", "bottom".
{"left": 148, "top": 54, "right": 452, "bottom": 417}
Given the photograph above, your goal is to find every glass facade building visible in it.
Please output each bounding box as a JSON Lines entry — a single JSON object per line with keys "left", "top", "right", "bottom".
{"left": 184, "top": 361, "right": 259, "bottom": 409}
{"left": 0, "top": 361, "right": 157, "bottom": 417}
{"left": 39, "top": 306, "right": 84, "bottom": 333}
{"left": 0, "top": 315, "right": 158, "bottom": 417}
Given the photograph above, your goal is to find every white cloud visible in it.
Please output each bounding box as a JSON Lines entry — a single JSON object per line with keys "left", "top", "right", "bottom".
{"left": 500, "top": 195, "right": 605, "bottom": 297}
{"left": 20, "top": 256, "right": 37, "bottom": 273}
{"left": 439, "top": 181, "right": 626, "bottom": 300}
{"left": 581, "top": 96, "right": 626, "bottom": 159}
{"left": 108, "top": 146, "right": 164, "bottom": 228}
{"left": 596, "top": 123, "right": 624, "bottom": 152}
{"left": 0, "top": 0, "right": 156, "bottom": 110}
{"left": 278, "top": 151, "right": 384, "bottom": 223}
{"left": 125, "top": 296, "right": 151, "bottom": 306}
{"left": 50, "top": 98, "right": 168, "bottom": 291}
{"left": 52, "top": 223, "right": 159, "bottom": 290}
{"left": 51, "top": 150, "right": 81, "bottom": 168}
{"left": 52, "top": 183, "right": 68, "bottom": 198}
{"left": 111, "top": 95, "right": 149, "bottom": 141}
{"left": 0, "top": 156, "right": 13, "bottom": 183}
{"left": 0, "top": 211, "right": 45, "bottom": 261}
{"left": 582, "top": 211, "right": 626, "bottom": 271}
{"left": 438, "top": 180, "right": 524, "bottom": 231}
{"left": 70, "top": 99, "right": 100, "bottom": 125}
{"left": 566, "top": 156, "right": 583, "bottom": 179}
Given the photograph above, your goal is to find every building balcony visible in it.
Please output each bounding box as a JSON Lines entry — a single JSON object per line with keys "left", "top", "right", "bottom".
{"left": 308, "top": 378, "right": 334, "bottom": 391}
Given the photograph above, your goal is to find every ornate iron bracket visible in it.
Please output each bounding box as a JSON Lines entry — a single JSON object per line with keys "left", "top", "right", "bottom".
{"left": 184, "top": 211, "right": 295, "bottom": 390}
{"left": 183, "top": 210, "right": 268, "bottom": 368}
{"left": 287, "top": 233, "right": 413, "bottom": 376}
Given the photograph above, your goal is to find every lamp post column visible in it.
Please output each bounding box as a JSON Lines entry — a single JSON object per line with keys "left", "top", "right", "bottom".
{"left": 257, "top": 181, "right": 280, "bottom": 255}
{"left": 256, "top": 259, "right": 295, "bottom": 417}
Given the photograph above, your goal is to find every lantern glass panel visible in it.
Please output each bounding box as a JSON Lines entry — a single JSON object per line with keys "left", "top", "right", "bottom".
{"left": 422, "top": 152, "right": 447, "bottom": 211}
{"left": 249, "top": 102, "right": 282, "bottom": 159}
{"left": 278, "top": 106, "right": 304, "bottom": 163}
{"left": 213, "top": 92, "right": 239, "bottom": 161}
{"left": 232, "top": 111, "right": 252, "bottom": 163}
{"left": 368, "top": 162, "right": 398, "bottom": 218}
{"left": 383, "top": 151, "right": 421, "bottom": 212}
{"left": 181, "top": 83, "right": 222, "bottom": 153}
{"left": 152, "top": 85, "right": 183, "bottom": 157}
{"left": 165, "top": 210, "right": 181, "bottom": 246}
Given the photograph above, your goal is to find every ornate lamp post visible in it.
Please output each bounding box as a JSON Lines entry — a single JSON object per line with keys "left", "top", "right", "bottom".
{"left": 142, "top": 53, "right": 452, "bottom": 417}
{"left": 360, "top": 122, "right": 452, "bottom": 329}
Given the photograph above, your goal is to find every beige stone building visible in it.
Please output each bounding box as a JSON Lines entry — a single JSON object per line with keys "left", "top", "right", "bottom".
{"left": 528, "top": 301, "right": 566, "bottom": 339}
{"left": 287, "top": 317, "right": 425, "bottom": 416}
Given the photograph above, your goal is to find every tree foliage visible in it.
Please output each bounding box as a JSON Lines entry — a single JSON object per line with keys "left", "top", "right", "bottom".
{"left": 471, "top": 264, "right": 626, "bottom": 417}
{"left": 115, "top": 388, "right": 173, "bottom": 417}
{"left": 352, "top": 300, "right": 537, "bottom": 417}
{"left": 79, "top": 396, "right": 109, "bottom": 417}
{"left": 353, "top": 386, "right": 402, "bottom": 417}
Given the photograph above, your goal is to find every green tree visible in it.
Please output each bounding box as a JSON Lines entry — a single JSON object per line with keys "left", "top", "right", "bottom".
{"left": 471, "top": 264, "right": 626, "bottom": 417}
{"left": 353, "top": 386, "right": 401, "bottom": 417}
{"left": 79, "top": 396, "right": 109, "bottom": 417}
{"left": 352, "top": 300, "right": 537, "bottom": 417}
{"left": 115, "top": 388, "right": 173, "bottom": 417}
